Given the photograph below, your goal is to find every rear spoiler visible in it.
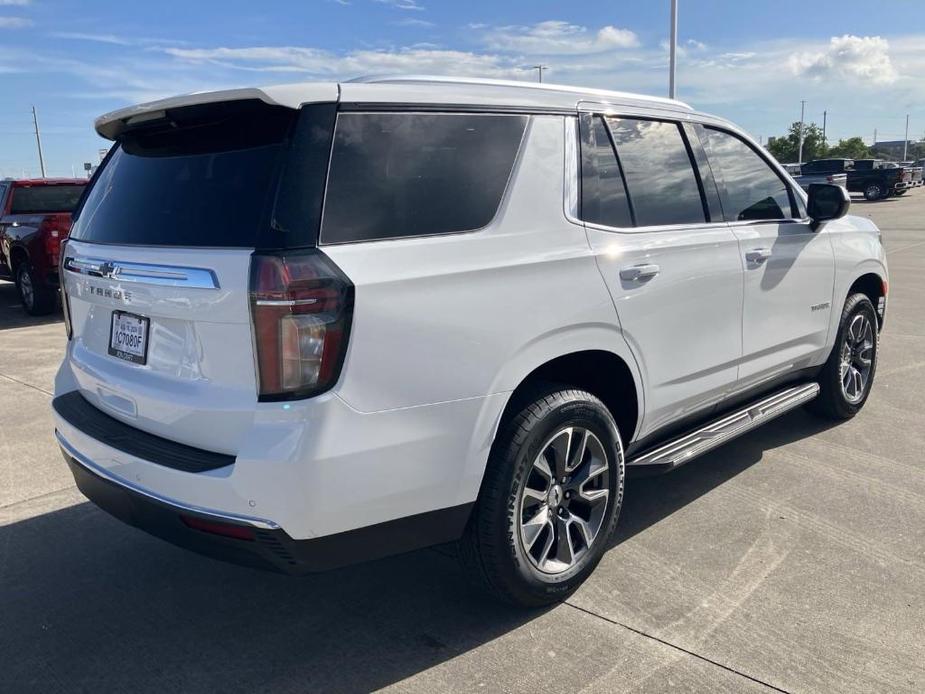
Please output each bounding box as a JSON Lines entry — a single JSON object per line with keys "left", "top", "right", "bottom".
{"left": 95, "top": 83, "right": 339, "bottom": 140}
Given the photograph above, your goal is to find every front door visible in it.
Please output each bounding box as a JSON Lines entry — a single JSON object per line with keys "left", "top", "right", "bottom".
{"left": 578, "top": 114, "right": 744, "bottom": 437}
{"left": 696, "top": 125, "right": 835, "bottom": 391}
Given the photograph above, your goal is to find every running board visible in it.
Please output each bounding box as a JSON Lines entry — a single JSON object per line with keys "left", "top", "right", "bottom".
{"left": 627, "top": 382, "right": 820, "bottom": 473}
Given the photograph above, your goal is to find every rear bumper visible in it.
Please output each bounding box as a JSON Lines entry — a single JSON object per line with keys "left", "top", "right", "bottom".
{"left": 59, "top": 430, "right": 473, "bottom": 574}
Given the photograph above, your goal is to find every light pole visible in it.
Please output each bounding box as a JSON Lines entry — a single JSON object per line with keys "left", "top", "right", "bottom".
{"left": 798, "top": 100, "right": 806, "bottom": 165}
{"left": 531, "top": 65, "right": 548, "bottom": 83}
{"left": 668, "top": 0, "right": 678, "bottom": 99}
{"left": 31, "top": 105, "right": 47, "bottom": 179}
{"left": 903, "top": 114, "right": 910, "bottom": 160}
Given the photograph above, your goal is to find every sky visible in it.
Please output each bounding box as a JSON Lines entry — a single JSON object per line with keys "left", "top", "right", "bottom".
{"left": 2, "top": 0, "right": 925, "bottom": 177}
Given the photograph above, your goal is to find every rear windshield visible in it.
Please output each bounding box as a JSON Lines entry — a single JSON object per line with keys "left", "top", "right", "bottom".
{"left": 71, "top": 100, "right": 334, "bottom": 248}
{"left": 10, "top": 184, "right": 85, "bottom": 214}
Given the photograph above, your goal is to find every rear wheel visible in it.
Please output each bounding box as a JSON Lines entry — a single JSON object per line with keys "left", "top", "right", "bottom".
{"left": 809, "top": 293, "right": 878, "bottom": 420}
{"left": 863, "top": 183, "right": 884, "bottom": 201}
{"left": 459, "top": 386, "right": 624, "bottom": 606}
{"left": 15, "top": 262, "right": 56, "bottom": 316}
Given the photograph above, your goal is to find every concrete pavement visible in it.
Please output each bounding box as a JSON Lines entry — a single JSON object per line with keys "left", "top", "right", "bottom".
{"left": 0, "top": 193, "right": 923, "bottom": 693}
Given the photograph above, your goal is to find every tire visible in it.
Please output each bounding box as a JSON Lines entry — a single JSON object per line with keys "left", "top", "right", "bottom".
{"left": 809, "top": 293, "right": 878, "bottom": 420}
{"left": 459, "top": 385, "right": 624, "bottom": 607}
{"left": 863, "top": 183, "right": 884, "bottom": 201}
{"left": 15, "top": 262, "right": 56, "bottom": 316}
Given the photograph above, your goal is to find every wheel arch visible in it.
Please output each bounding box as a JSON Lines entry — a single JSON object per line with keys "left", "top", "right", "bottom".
{"left": 493, "top": 349, "right": 641, "bottom": 447}
{"left": 9, "top": 243, "right": 28, "bottom": 273}
{"left": 847, "top": 271, "right": 887, "bottom": 328}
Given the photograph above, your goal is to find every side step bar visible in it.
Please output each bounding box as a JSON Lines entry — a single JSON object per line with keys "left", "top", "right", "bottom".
{"left": 627, "top": 382, "right": 820, "bottom": 473}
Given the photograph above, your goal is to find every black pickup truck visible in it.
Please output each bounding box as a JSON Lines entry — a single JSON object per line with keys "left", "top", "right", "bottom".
{"left": 801, "top": 158, "right": 912, "bottom": 201}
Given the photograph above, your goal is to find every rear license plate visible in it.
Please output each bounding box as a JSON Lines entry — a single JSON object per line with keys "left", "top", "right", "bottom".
{"left": 108, "top": 310, "right": 149, "bottom": 365}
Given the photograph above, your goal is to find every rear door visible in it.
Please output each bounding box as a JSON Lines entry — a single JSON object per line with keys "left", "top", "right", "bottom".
{"left": 61, "top": 100, "right": 335, "bottom": 455}
{"left": 580, "top": 113, "right": 744, "bottom": 437}
{"left": 696, "top": 125, "right": 835, "bottom": 391}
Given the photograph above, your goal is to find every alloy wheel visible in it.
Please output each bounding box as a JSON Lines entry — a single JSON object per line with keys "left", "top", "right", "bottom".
{"left": 839, "top": 313, "right": 874, "bottom": 404}
{"left": 519, "top": 426, "right": 610, "bottom": 574}
{"left": 18, "top": 268, "right": 34, "bottom": 310}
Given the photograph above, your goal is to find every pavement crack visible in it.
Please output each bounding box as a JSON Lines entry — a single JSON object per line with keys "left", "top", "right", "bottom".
{"left": 0, "top": 485, "right": 75, "bottom": 513}
{"left": 0, "top": 372, "right": 53, "bottom": 397}
{"left": 563, "top": 602, "right": 793, "bottom": 694}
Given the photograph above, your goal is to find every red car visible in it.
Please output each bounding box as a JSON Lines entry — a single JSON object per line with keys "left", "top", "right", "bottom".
{"left": 0, "top": 178, "right": 86, "bottom": 315}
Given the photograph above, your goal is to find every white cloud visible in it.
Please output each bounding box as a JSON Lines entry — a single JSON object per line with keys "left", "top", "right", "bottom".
{"left": 0, "top": 16, "right": 31, "bottom": 28}
{"left": 374, "top": 0, "right": 425, "bottom": 10}
{"left": 50, "top": 32, "right": 132, "bottom": 45}
{"left": 0, "top": 0, "right": 32, "bottom": 5}
{"left": 163, "top": 45, "right": 520, "bottom": 79}
{"left": 393, "top": 17, "right": 434, "bottom": 27}
{"left": 483, "top": 20, "right": 638, "bottom": 55}
{"left": 789, "top": 34, "right": 897, "bottom": 85}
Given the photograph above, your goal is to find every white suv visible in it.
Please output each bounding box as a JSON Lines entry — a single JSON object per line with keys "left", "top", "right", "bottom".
{"left": 53, "top": 77, "right": 888, "bottom": 606}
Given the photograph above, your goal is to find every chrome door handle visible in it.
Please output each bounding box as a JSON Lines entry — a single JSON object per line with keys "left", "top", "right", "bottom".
{"left": 745, "top": 248, "right": 772, "bottom": 264}
{"left": 619, "top": 264, "right": 660, "bottom": 282}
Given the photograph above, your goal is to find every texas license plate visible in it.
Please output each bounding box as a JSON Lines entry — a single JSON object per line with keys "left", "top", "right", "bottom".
{"left": 108, "top": 311, "right": 149, "bottom": 365}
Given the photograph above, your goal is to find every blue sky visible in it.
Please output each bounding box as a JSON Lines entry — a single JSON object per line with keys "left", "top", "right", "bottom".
{"left": 2, "top": 0, "right": 925, "bottom": 177}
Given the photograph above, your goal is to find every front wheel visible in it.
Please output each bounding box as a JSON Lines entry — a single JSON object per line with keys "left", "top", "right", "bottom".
{"left": 809, "top": 293, "right": 878, "bottom": 420}
{"left": 459, "top": 386, "right": 624, "bottom": 606}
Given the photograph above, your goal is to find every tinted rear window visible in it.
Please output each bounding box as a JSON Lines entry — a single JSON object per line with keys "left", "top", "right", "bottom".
{"left": 579, "top": 115, "right": 633, "bottom": 228}
{"left": 321, "top": 113, "right": 527, "bottom": 244}
{"left": 11, "top": 184, "right": 85, "bottom": 214}
{"left": 70, "top": 100, "right": 334, "bottom": 248}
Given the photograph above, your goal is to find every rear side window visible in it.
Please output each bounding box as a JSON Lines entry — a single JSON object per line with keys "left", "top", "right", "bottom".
{"left": 606, "top": 117, "right": 706, "bottom": 227}
{"left": 11, "top": 184, "right": 85, "bottom": 214}
{"left": 700, "top": 127, "right": 795, "bottom": 221}
{"left": 579, "top": 115, "right": 633, "bottom": 228}
{"left": 321, "top": 113, "right": 526, "bottom": 244}
{"left": 70, "top": 100, "right": 325, "bottom": 248}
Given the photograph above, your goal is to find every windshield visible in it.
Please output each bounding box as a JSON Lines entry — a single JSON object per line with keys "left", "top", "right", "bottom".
{"left": 10, "top": 184, "right": 85, "bottom": 214}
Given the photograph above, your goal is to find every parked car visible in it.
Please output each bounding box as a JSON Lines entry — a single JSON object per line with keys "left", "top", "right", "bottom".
{"left": 792, "top": 170, "right": 848, "bottom": 192}
{"left": 52, "top": 77, "right": 888, "bottom": 606}
{"left": 0, "top": 178, "right": 86, "bottom": 314}
{"left": 802, "top": 158, "right": 910, "bottom": 200}
{"left": 897, "top": 161, "right": 924, "bottom": 189}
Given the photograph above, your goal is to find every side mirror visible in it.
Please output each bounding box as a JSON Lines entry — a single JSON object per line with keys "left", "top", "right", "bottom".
{"left": 807, "top": 183, "right": 850, "bottom": 230}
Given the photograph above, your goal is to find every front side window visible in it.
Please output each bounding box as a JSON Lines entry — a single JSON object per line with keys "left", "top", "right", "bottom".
{"left": 321, "top": 113, "right": 527, "bottom": 244}
{"left": 606, "top": 117, "right": 706, "bottom": 227}
{"left": 700, "top": 127, "right": 795, "bottom": 221}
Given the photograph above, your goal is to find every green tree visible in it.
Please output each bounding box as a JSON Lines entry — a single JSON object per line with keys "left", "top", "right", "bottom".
{"left": 827, "top": 137, "right": 871, "bottom": 159}
{"left": 767, "top": 122, "right": 827, "bottom": 163}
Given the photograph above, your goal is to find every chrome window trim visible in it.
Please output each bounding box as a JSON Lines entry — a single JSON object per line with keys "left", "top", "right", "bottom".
{"left": 63, "top": 257, "right": 220, "bottom": 289}
{"left": 56, "top": 430, "right": 280, "bottom": 530}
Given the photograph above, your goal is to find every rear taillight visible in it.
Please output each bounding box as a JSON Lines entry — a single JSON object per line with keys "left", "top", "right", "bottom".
{"left": 249, "top": 250, "right": 354, "bottom": 401}
{"left": 40, "top": 213, "right": 71, "bottom": 267}
{"left": 59, "top": 239, "right": 72, "bottom": 340}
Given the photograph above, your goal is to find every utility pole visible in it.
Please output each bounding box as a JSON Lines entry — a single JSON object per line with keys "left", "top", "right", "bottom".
{"left": 822, "top": 110, "right": 827, "bottom": 149}
{"left": 668, "top": 0, "right": 678, "bottom": 99}
{"left": 798, "top": 100, "right": 806, "bottom": 165}
{"left": 31, "top": 105, "right": 47, "bottom": 179}
{"left": 873, "top": 128, "right": 877, "bottom": 147}
{"left": 903, "top": 114, "right": 910, "bottom": 160}
{"left": 531, "top": 65, "right": 548, "bottom": 83}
